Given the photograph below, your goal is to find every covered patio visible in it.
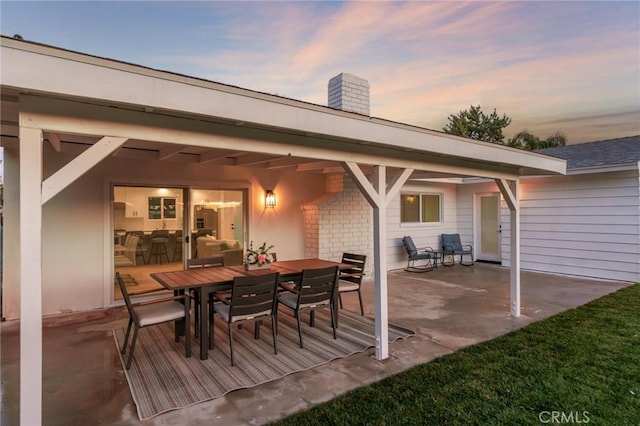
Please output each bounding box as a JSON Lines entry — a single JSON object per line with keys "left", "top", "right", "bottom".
{"left": 1, "top": 36, "right": 568, "bottom": 424}
{"left": 0, "top": 263, "right": 628, "bottom": 425}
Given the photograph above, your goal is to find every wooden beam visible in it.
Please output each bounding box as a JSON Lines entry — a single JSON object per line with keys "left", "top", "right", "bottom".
{"left": 46, "top": 132, "right": 61, "bottom": 152}
{"left": 384, "top": 168, "right": 414, "bottom": 207}
{"left": 199, "top": 149, "right": 242, "bottom": 164}
{"left": 266, "top": 157, "right": 316, "bottom": 169}
{"left": 495, "top": 178, "right": 518, "bottom": 211}
{"left": 296, "top": 160, "right": 337, "bottom": 172}
{"left": 41, "top": 136, "right": 128, "bottom": 204}
{"left": 342, "top": 162, "right": 381, "bottom": 208}
{"left": 321, "top": 166, "right": 347, "bottom": 174}
{"left": 158, "top": 146, "right": 183, "bottom": 161}
{"left": 235, "top": 153, "right": 283, "bottom": 166}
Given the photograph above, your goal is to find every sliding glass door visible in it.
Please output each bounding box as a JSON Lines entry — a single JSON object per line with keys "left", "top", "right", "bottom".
{"left": 112, "top": 186, "right": 247, "bottom": 300}
{"left": 112, "top": 185, "right": 186, "bottom": 299}
{"left": 190, "top": 189, "right": 246, "bottom": 265}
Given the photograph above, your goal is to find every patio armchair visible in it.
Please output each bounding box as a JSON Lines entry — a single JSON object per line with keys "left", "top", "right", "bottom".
{"left": 401, "top": 236, "right": 436, "bottom": 272}
{"left": 277, "top": 266, "right": 339, "bottom": 348}
{"left": 210, "top": 272, "right": 280, "bottom": 366}
{"left": 441, "top": 233, "right": 474, "bottom": 266}
{"left": 115, "top": 272, "right": 191, "bottom": 370}
{"left": 337, "top": 253, "right": 367, "bottom": 315}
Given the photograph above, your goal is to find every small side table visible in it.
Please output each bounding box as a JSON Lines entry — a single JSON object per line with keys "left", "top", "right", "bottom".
{"left": 428, "top": 250, "right": 444, "bottom": 267}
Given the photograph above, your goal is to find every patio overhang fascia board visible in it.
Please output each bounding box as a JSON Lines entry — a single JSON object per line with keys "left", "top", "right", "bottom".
{"left": 1, "top": 37, "right": 566, "bottom": 178}
{"left": 19, "top": 95, "right": 528, "bottom": 181}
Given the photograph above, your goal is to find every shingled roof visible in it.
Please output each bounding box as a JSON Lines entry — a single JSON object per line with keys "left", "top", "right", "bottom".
{"left": 536, "top": 135, "right": 640, "bottom": 170}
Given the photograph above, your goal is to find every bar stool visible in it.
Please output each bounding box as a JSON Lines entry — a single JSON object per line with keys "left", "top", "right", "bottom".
{"left": 172, "top": 230, "right": 183, "bottom": 262}
{"left": 148, "top": 230, "right": 170, "bottom": 264}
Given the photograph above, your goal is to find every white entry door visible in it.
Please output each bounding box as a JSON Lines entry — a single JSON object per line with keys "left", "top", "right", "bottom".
{"left": 476, "top": 193, "right": 501, "bottom": 262}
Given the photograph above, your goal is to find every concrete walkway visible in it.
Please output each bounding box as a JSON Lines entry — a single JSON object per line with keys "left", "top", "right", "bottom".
{"left": 0, "top": 263, "right": 631, "bottom": 425}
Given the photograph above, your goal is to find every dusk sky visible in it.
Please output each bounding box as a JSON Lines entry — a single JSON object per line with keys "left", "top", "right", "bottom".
{"left": 1, "top": 1, "right": 639, "bottom": 144}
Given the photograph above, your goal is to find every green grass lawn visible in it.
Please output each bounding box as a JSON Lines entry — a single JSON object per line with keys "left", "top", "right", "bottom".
{"left": 274, "top": 284, "right": 640, "bottom": 425}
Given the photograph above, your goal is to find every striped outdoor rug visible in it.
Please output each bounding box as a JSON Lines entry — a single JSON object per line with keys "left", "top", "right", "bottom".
{"left": 114, "top": 309, "right": 414, "bottom": 420}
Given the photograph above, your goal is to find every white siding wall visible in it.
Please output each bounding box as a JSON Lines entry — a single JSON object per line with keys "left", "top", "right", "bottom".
{"left": 455, "top": 181, "right": 497, "bottom": 252}
{"left": 387, "top": 181, "right": 458, "bottom": 270}
{"left": 460, "top": 170, "right": 640, "bottom": 282}
{"left": 314, "top": 177, "right": 459, "bottom": 274}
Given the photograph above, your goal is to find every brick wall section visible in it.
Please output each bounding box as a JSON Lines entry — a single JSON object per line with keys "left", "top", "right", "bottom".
{"left": 302, "top": 175, "right": 373, "bottom": 275}
{"left": 320, "top": 177, "right": 373, "bottom": 275}
{"left": 301, "top": 205, "right": 320, "bottom": 258}
{"left": 328, "top": 73, "right": 370, "bottom": 116}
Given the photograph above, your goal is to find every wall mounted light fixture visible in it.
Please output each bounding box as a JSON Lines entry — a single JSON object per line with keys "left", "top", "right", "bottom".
{"left": 265, "top": 190, "right": 277, "bottom": 208}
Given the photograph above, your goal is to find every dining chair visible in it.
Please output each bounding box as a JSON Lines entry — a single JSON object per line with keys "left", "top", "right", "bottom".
{"left": 126, "top": 230, "right": 147, "bottom": 265}
{"left": 210, "top": 272, "right": 280, "bottom": 366}
{"left": 115, "top": 272, "right": 191, "bottom": 370}
{"left": 277, "top": 265, "right": 339, "bottom": 348}
{"left": 114, "top": 234, "right": 139, "bottom": 267}
{"left": 337, "top": 253, "right": 367, "bottom": 316}
{"left": 187, "top": 256, "right": 225, "bottom": 339}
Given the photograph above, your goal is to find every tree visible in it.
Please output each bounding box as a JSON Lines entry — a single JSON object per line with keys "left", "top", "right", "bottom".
{"left": 507, "top": 130, "right": 567, "bottom": 150}
{"left": 538, "top": 131, "right": 567, "bottom": 149}
{"left": 507, "top": 130, "right": 541, "bottom": 150}
{"left": 442, "top": 105, "right": 512, "bottom": 144}
{"left": 443, "top": 105, "right": 568, "bottom": 150}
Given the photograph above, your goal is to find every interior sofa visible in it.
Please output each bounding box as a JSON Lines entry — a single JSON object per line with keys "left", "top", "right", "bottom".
{"left": 196, "top": 235, "right": 244, "bottom": 266}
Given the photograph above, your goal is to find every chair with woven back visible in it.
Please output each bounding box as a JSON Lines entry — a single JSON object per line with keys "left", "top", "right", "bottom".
{"left": 337, "top": 253, "right": 367, "bottom": 315}
{"left": 115, "top": 272, "right": 190, "bottom": 370}
{"left": 277, "top": 265, "right": 340, "bottom": 348}
{"left": 210, "top": 272, "right": 280, "bottom": 366}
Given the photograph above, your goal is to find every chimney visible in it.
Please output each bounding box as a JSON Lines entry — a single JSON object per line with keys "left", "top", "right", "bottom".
{"left": 328, "top": 73, "right": 370, "bottom": 115}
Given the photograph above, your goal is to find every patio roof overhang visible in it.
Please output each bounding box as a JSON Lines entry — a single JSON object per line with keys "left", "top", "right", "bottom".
{"left": 1, "top": 36, "right": 566, "bottom": 181}
{"left": 1, "top": 36, "right": 566, "bottom": 426}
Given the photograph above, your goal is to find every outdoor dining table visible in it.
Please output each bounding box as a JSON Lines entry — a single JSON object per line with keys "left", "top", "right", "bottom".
{"left": 151, "top": 258, "right": 349, "bottom": 360}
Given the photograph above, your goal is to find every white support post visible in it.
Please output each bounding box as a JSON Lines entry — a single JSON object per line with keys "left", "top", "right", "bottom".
{"left": 371, "top": 166, "right": 389, "bottom": 360}
{"left": 509, "top": 180, "right": 521, "bottom": 317}
{"left": 342, "top": 162, "right": 414, "bottom": 360}
{"left": 496, "top": 178, "right": 520, "bottom": 317}
{"left": 19, "top": 126, "right": 43, "bottom": 426}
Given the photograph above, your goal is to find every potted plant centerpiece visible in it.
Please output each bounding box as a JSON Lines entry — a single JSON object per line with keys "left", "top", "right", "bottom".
{"left": 244, "top": 241, "right": 275, "bottom": 270}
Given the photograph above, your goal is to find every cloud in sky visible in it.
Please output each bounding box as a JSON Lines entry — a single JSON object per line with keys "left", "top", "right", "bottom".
{"left": 1, "top": 1, "right": 638, "bottom": 144}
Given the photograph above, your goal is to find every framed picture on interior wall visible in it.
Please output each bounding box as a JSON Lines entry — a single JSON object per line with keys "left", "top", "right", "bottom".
{"left": 148, "top": 197, "right": 161, "bottom": 219}
{"left": 163, "top": 198, "right": 176, "bottom": 219}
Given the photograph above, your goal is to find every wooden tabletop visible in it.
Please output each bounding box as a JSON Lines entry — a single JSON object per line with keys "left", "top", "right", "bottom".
{"left": 151, "top": 258, "right": 347, "bottom": 291}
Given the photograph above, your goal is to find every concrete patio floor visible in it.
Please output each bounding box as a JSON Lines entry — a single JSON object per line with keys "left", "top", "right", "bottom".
{"left": 0, "top": 263, "right": 631, "bottom": 425}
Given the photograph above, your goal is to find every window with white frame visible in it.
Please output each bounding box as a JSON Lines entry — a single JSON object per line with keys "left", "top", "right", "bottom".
{"left": 400, "top": 193, "right": 442, "bottom": 223}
